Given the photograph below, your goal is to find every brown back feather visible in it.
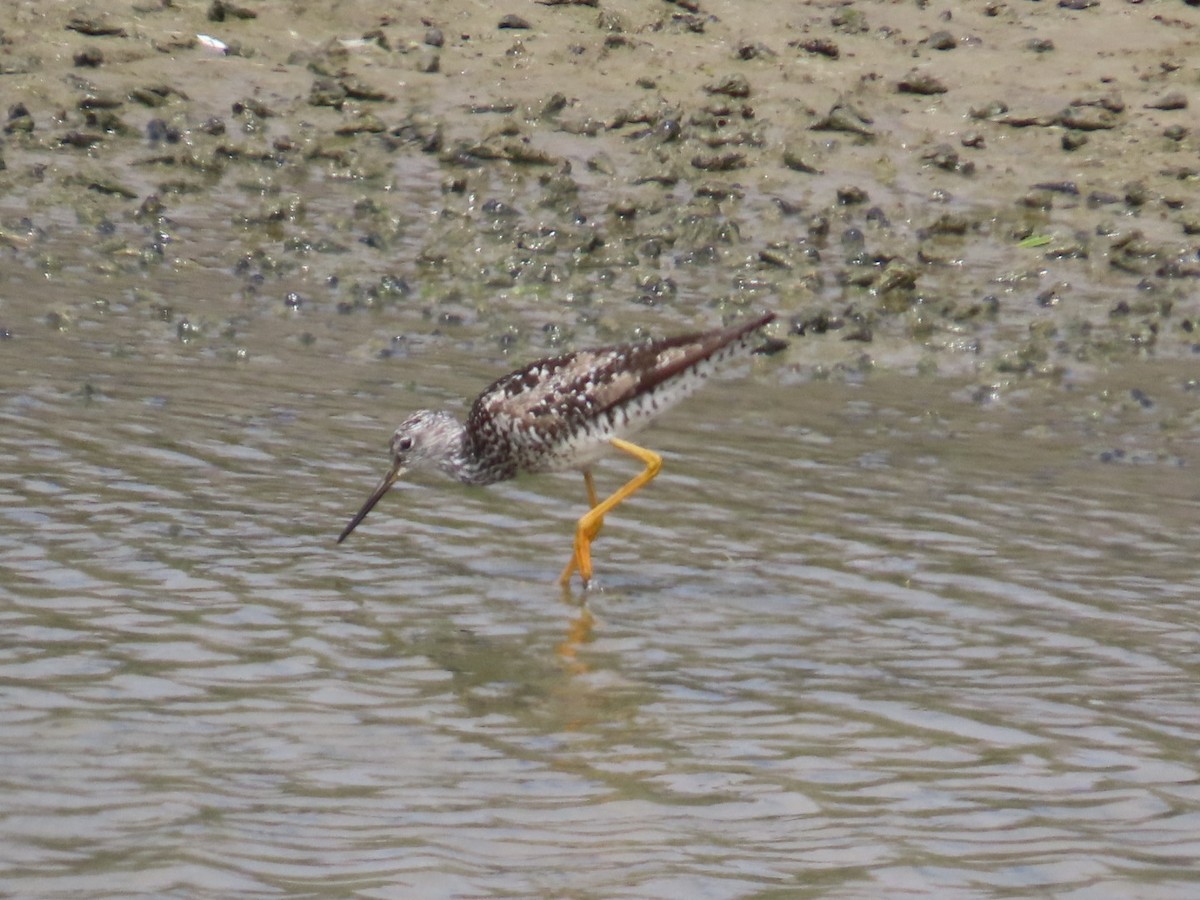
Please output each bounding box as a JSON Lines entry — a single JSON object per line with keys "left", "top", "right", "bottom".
{"left": 471, "top": 313, "right": 773, "bottom": 424}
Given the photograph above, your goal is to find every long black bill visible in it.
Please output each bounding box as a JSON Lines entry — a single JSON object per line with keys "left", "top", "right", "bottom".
{"left": 337, "top": 460, "right": 405, "bottom": 544}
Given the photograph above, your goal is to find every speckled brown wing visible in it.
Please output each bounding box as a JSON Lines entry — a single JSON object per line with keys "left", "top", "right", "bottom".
{"left": 584, "top": 311, "right": 776, "bottom": 419}
{"left": 463, "top": 313, "right": 774, "bottom": 477}
{"left": 463, "top": 347, "right": 634, "bottom": 478}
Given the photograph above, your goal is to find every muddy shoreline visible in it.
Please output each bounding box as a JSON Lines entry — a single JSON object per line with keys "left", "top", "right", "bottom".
{"left": 1, "top": 1, "right": 1198, "bottom": 386}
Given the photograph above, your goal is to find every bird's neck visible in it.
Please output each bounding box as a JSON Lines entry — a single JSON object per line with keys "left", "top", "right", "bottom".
{"left": 440, "top": 423, "right": 516, "bottom": 486}
{"left": 436, "top": 423, "right": 496, "bottom": 485}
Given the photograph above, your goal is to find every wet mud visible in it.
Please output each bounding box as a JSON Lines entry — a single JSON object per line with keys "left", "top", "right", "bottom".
{"left": 2, "top": 0, "right": 1198, "bottom": 383}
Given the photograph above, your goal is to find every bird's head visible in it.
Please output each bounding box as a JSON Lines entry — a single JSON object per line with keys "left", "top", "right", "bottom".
{"left": 336, "top": 410, "right": 463, "bottom": 543}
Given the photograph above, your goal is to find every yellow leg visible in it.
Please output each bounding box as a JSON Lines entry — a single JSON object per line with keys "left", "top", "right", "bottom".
{"left": 560, "top": 469, "right": 601, "bottom": 587}
{"left": 580, "top": 469, "right": 603, "bottom": 542}
{"left": 558, "top": 438, "right": 663, "bottom": 588}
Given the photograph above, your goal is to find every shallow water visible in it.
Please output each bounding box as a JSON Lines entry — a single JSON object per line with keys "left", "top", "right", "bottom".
{"left": 3, "top": 268, "right": 1198, "bottom": 899}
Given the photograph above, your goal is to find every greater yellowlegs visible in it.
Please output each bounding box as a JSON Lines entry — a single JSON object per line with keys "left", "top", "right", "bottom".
{"left": 337, "top": 312, "right": 776, "bottom": 587}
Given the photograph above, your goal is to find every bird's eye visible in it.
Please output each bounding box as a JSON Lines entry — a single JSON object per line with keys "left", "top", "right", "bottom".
{"left": 396, "top": 436, "right": 414, "bottom": 452}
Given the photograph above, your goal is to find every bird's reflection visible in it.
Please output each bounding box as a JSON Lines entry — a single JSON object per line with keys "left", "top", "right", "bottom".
{"left": 556, "top": 602, "right": 595, "bottom": 675}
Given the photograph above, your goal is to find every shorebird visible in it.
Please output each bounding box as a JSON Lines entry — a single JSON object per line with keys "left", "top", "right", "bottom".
{"left": 337, "top": 312, "right": 776, "bottom": 587}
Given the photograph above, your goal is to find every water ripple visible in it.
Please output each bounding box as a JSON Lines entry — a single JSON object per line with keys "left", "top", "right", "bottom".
{"left": 2, "top": 350, "right": 1197, "bottom": 897}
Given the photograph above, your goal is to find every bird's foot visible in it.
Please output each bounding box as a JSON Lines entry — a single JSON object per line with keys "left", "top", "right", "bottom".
{"left": 558, "top": 513, "right": 603, "bottom": 589}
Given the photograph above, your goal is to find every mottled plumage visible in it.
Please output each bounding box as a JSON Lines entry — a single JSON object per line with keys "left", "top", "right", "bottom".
{"left": 337, "top": 312, "right": 776, "bottom": 586}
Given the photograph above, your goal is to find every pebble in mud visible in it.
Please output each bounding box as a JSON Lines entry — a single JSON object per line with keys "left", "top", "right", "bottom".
{"left": 782, "top": 145, "right": 820, "bottom": 173}
{"left": 66, "top": 12, "right": 127, "bottom": 37}
{"left": 1145, "top": 92, "right": 1187, "bottom": 111}
{"left": 793, "top": 38, "right": 839, "bottom": 59}
{"left": 73, "top": 47, "right": 104, "bottom": 67}
{"left": 704, "top": 74, "right": 751, "bottom": 98}
{"left": 5, "top": 103, "right": 34, "bottom": 134}
{"left": 1059, "top": 106, "right": 1118, "bottom": 131}
{"left": 897, "top": 70, "right": 948, "bottom": 95}
{"left": 208, "top": 1, "right": 258, "bottom": 21}
{"left": 811, "top": 101, "right": 875, "bottom": 137}
{"left": 1062, "top": 132, "right": 1088, "bottom": 151}
{"left": 925, "top": 30, "right": 957, "bottom": 51}
{"left": 416, "top": 50, "right": 440, "bottom": 73}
